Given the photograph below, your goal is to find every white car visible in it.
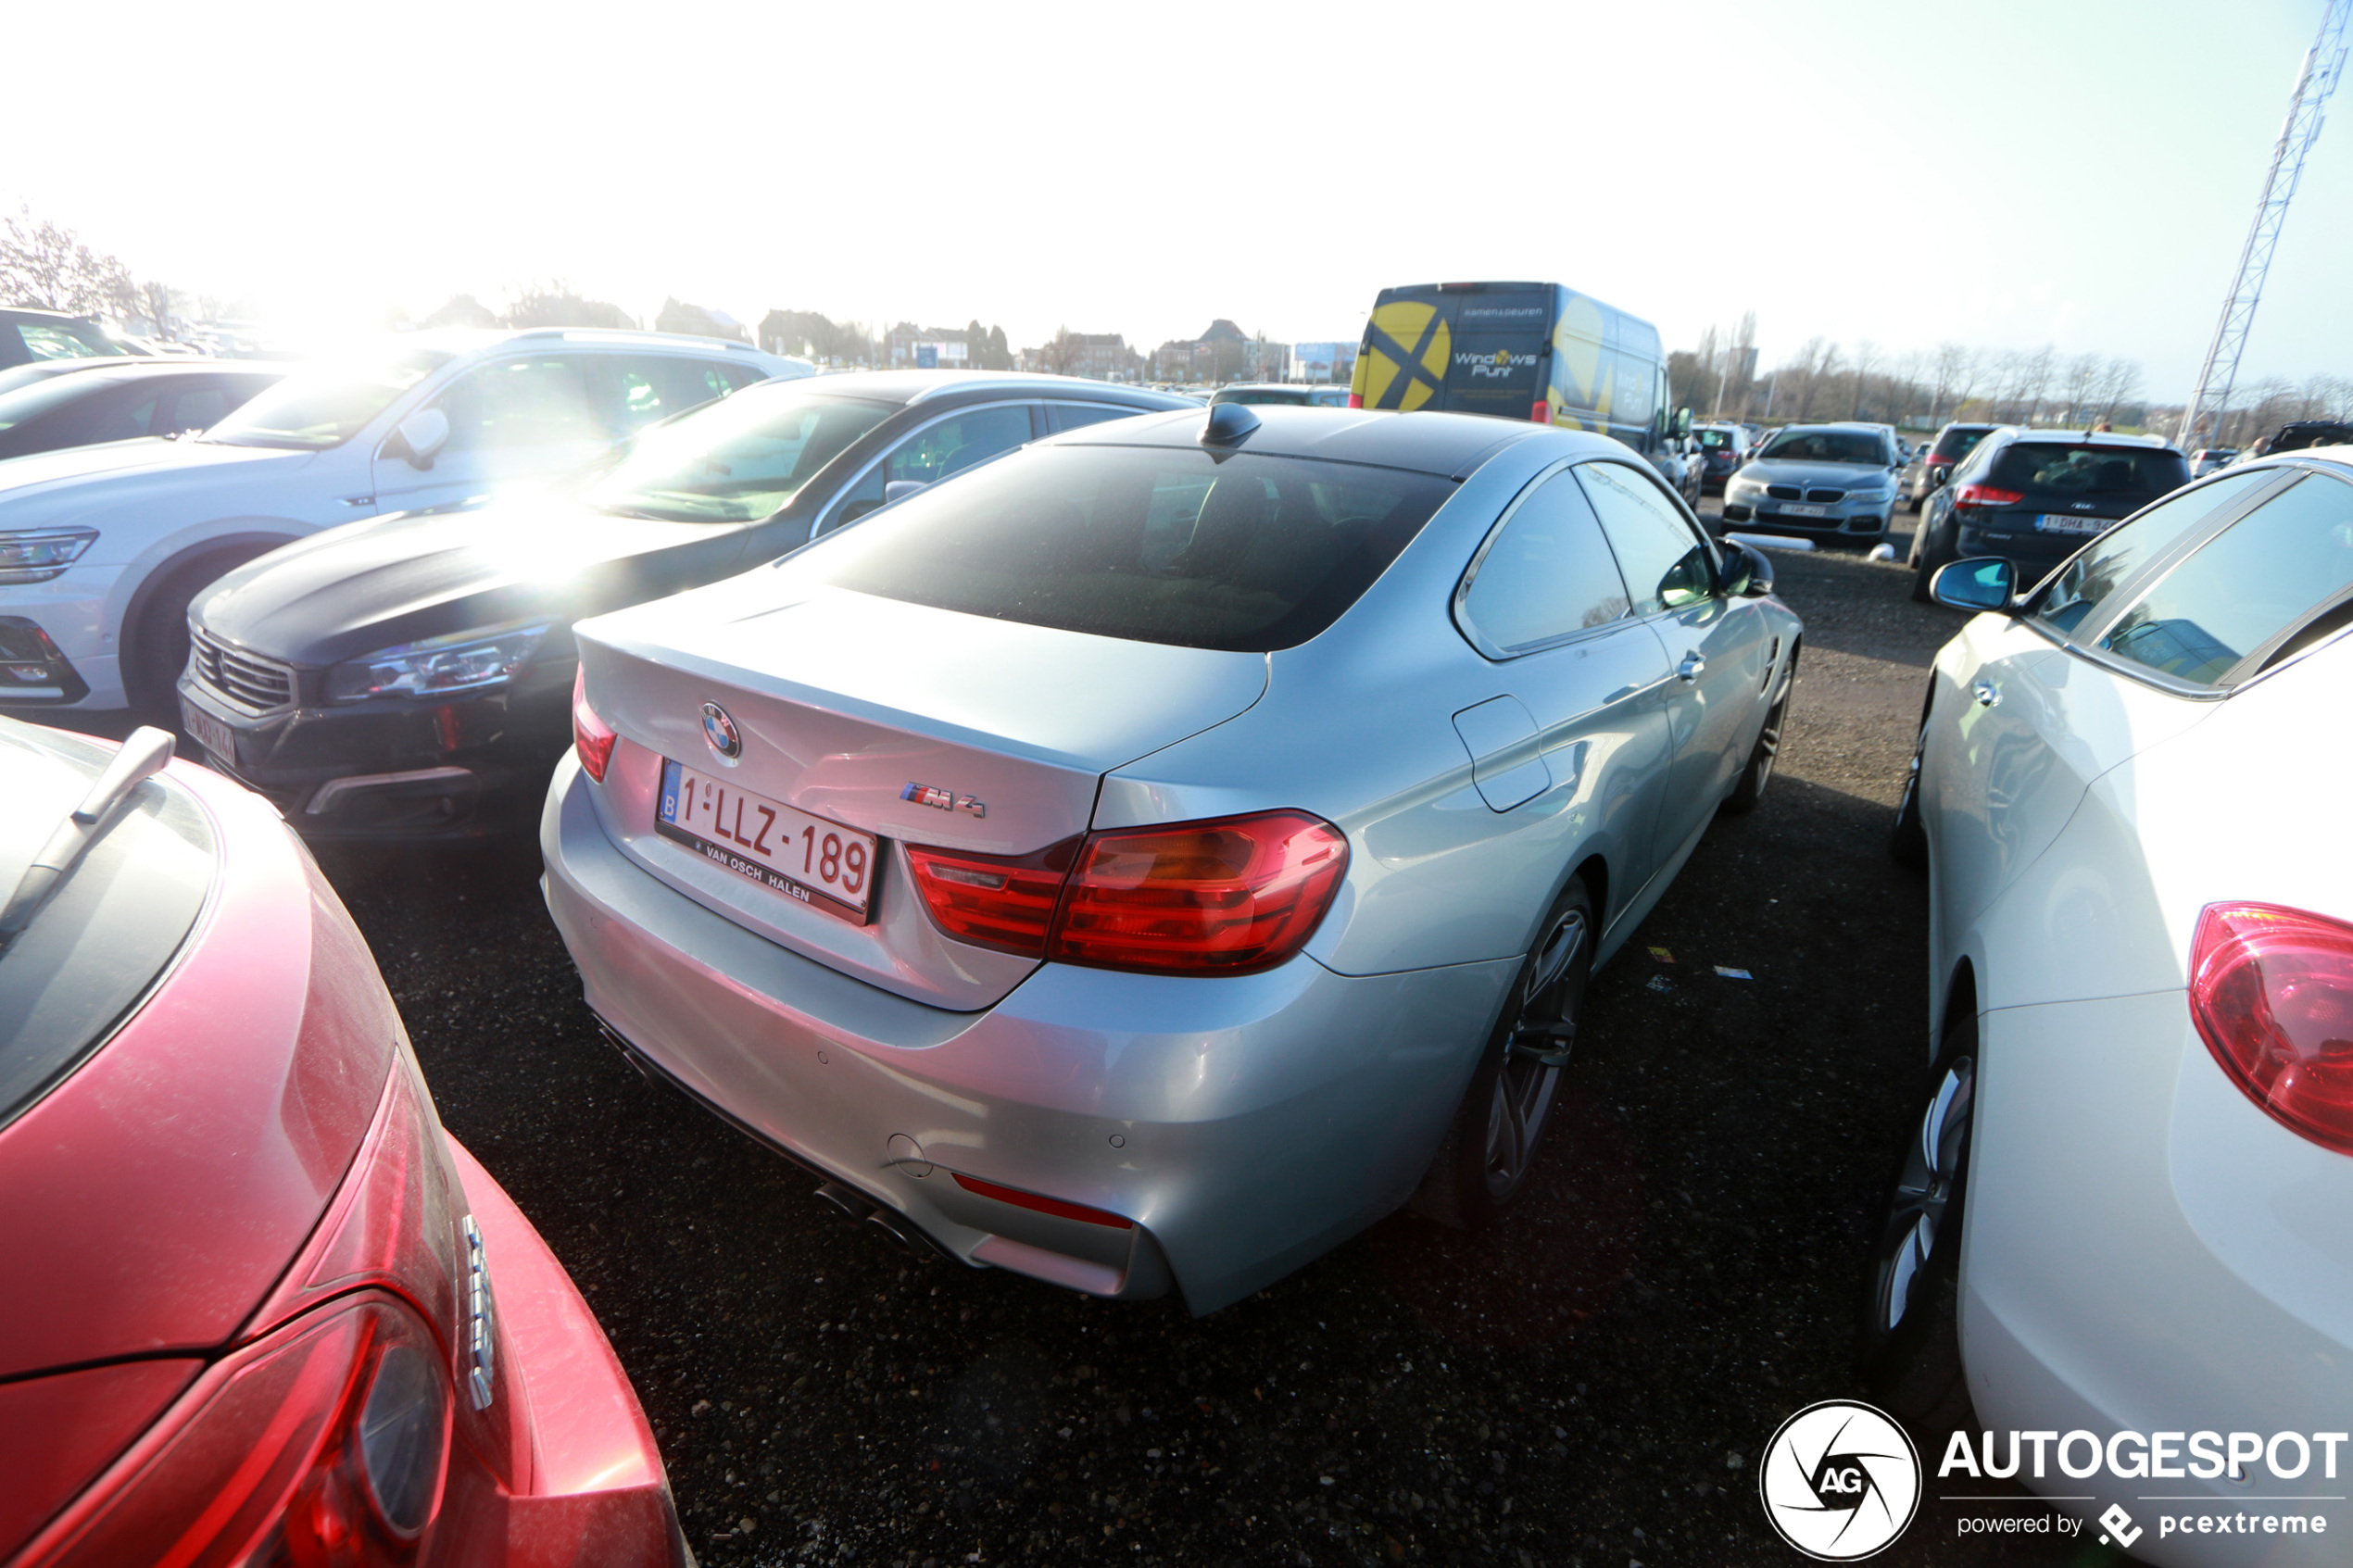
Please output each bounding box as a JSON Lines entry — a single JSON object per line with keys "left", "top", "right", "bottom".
{"left": 1871, "top": 448, "right": 2353, "bottom": 1564}
{"left": 0, "top": 329, "right": 810, "bottom": 717}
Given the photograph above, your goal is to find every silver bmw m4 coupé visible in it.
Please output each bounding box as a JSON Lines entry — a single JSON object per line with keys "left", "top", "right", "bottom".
{"left": 542, "top": 403, "right": 1802, "bottom": 1313}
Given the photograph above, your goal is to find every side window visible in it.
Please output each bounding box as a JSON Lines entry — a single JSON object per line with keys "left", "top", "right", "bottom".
{"left": 431, "top": 356, "right": 600, "bottom": 453}
{"left": 1047, "top": 403, "right": 1136, "bottom": 434}
{"left": 1575, "top": 460, "right": 1713, "bottom": 615}
{"left": 608, "top": 357, "right": 736, "bottom": 436}
{"left": 161, "top": 386, "right": 234, "bottom": 433}
{"left": 717, "top": 363, "right": 765, "bottom": 392}
{"left": 82, "top": 392, "right": 159, "bottom": 443}
{"left": 884, "top": 405, "right": 1035, "bottom": 486}
{"left": 17, "top": 323, "right": 114, "bottom": 361}
{"left": 2031, "top": 468, "right": 2278, "bottom": 638}
{"left": 2096, "top": 471, "right": 2353, "bottom": 684}
{"left": 1459, "top": 469, "right": 1633, "bottom": 654}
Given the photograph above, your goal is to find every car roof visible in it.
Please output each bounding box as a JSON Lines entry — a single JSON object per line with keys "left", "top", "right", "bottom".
{"left": 1050, "top": 404, "right": 1554, "bottom": 477}
{"left": 0, "top": 307, "right": 112, "bottom": 325}
{"left": 754, "top": 370, "right": 1198, "bottom": 410}
{"left": 2004, "top": 427, "right": 2180, "bottom": 451}
{"left": 387, "top": 326, "right": 786, "bottom": 360}
{"left": 35, "top": 358, "right": 297, "bottom": 381}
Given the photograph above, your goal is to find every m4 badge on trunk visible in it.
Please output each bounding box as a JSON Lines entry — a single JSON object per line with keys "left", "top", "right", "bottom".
{"left": 902, "top": 782, "right": 985, "bottom": 818}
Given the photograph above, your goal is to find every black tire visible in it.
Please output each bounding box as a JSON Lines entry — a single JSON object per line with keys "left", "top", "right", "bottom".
{"left": 123, "top": 548, "right": 272, "bottom": 724}
{"left": 1860, "top": 1010, "right": 1977, "bottom": 1436}
{"left": 1890, "top": 711, "right": 1930, "bottom": 868}
{"left": 1410, "top": 878, "right": 1595, "bottom": 1231}
{"left": 1908, "top": 521, "right": 1954, "bottom": 604}
{"left": 1720, "top": 647, "right": 1796, "bottom": 816}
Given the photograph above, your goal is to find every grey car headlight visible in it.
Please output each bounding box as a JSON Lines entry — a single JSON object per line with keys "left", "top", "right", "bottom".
{"left": 0, "top": 528, "right": 99, "bottom": 584}
{"left": 326, "top": 622, "right": 550, "bottom": 703}
{"left": 1728, "top": 477, "right": 1766, "bottom": 498}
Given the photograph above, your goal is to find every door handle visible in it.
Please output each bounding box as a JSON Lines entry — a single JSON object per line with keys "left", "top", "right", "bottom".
{"left": 1677, "top": 653, "right": 1706, "bottom": 683}
{"left": 1972, "top": 679, "right": 2000, "bottom": 708}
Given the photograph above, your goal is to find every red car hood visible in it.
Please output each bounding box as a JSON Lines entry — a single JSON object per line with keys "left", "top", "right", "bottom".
{"left": 0, "top": 758, "right": 393, "bottom": 1379}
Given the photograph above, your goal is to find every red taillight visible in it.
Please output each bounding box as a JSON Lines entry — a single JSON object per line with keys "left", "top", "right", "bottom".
{"left": 1529, "top": 400, "right": 1552, "bottom": 424}
{"left": 903, "top": 836, "right": 1078, "bottom": 957}
{"left": 572, "top": 665, "right": 615, "bottom": 784}
{"left": 20, "top": 1296, "right": 451, "bottom": 1568}
{"left": 1951, "top": 483, "right": 2024, "bottom": 508}
{"left": 1053, "top": 810, "right": 1347, "bottom": 973}
{"left": 952, "top": 1172, "right": 1132, "bottom": 1229}
{"left": 1346, "top": 392, "right": 1364, "bottom": 409}
{"left": 907, "top": 809, "right": 1349, "bottom": 975}
{"left": 2191, "top": 902, "right": 2353, "bottom": 1155}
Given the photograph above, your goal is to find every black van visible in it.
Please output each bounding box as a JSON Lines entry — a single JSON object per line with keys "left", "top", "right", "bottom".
{"left": 1349, "top": 281, "right": 1697, "bottom": 501}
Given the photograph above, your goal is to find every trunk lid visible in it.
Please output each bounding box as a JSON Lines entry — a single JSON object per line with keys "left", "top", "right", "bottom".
{"left": 575, "top": 579, "right": 1268, "bottom": 1010}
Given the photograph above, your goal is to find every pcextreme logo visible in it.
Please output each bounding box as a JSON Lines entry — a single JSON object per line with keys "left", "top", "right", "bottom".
{"left": 1759, "top": 1400, "right": 1922, "bottom": 1561}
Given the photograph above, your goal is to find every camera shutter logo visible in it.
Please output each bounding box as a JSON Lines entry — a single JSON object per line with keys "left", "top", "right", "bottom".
{"left": 1759, "top": 1399, "right": 1921, "bottom": 1560}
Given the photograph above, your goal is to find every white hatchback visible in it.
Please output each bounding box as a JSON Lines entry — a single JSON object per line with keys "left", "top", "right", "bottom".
{"left": 1871, "top": 449, "right": 2353, "bottom": 1565}
{"left": 0, "top": 328, "right": 808, "bottom": 716}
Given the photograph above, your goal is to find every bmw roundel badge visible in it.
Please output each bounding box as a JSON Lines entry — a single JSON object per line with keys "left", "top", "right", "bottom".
{"left": 700, "top": 702, "right": 742, "bottom": 759}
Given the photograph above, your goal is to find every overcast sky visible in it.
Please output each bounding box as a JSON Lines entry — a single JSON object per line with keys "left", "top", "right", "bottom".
{"left": 9, "top": 0, "right": 2348, "bottom": 395}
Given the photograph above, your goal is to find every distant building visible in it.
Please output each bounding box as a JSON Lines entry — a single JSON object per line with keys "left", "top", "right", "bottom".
{"left": 886, "top": 322, "right": 975, "bottom": 369}
{"left": 1015, "top": 332, "right": 1143, "bottom": 381}
{"left": 1150, "top": 319, "right": 1283, "bottom": 383}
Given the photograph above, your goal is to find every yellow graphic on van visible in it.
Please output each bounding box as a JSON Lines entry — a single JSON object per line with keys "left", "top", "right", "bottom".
{"left": 1358, "top": 300, "right": 1451, "bottom": 411}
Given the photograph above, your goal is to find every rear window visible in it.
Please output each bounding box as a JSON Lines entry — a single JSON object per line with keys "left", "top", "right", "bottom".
{"left": 1932, "top": 427, "right": 1992, "bottom": 462}
{"left": 793, "top": 444, "right": 1456, "bottom": 651}
{"left": 1991, "top": 443, "right": 2189, "bottom": 498}
{"left": 1697, "top": 430, "right": 1737, "bottom": 449}
{"left": 0, "top": 721, "right": 215, "bottom": 1132}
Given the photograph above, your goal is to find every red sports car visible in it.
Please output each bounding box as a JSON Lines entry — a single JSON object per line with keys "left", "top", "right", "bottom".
{"left": 0, "top": 718, "right": 682, "bottom": 1568}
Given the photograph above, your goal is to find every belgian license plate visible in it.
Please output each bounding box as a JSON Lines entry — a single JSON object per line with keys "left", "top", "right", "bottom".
{"left": 2037, "top": 512, "right": 2108, "bottom": 535}
{"left": 181, "top": 700, "right": 238, "bottom": 767}
{"left": 656, "top": 759, "right": 876, "bottom": 922}
{"left": 1779, "top": 503, "right": 1829, "bottom": 519}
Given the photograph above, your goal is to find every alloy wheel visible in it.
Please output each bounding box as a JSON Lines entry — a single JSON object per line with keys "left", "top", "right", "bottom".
{"left": 1873, "top": 1056, "right": 1975, "bottom": 1336}
{"left": 1481, "top": 907, "right": 1590, "bottom": 1200}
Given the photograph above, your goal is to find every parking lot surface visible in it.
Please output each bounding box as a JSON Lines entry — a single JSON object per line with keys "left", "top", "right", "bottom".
{"left": 308, "top": 518, "right": 2093, "bottom": 1567}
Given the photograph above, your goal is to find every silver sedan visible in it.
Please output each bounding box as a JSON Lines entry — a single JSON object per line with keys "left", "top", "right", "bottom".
{"left": 541, "top": 405, "right": 1803, "bottom": 1312}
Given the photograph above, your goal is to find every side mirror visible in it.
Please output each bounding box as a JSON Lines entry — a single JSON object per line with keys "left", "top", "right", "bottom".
{"left": 1930, "top": 556, "right": 2014, "bottom": 612}
{"left": 1675, "top": 407, "right": 1694, "bottom": 438}
{"left": 884, "top": 480, "right": 928, "bottom": 504}
{"left": 1721, "top": 542, "right": 1774, "bottom": 597}
{"left": 385, "top": 408, "right": 449, "bottom": 470}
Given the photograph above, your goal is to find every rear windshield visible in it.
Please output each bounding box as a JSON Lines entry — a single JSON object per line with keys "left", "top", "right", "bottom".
{"left": 1932, "top": 427, "right": 1992, "bottom": 462}
{"left": 1991, "top": 443, "right": 2190, "bottom": 498}
{"left": 0, "top": 721, "right": 215, "bottom": 1132}
{"left": 1697, "top": 429, "right": 1737, "bottom": 449}
{"left": 790, "top": 444, "right": 1456, "bottom": 651}
{"left": 1758, "top": 430, "right": 1887, "bottom": 464}
{"left": 588, "top": 384, "right": 895, "bottom": 522}
{"left": 1214, "top": 388, "right": 1309, "bottom": 406}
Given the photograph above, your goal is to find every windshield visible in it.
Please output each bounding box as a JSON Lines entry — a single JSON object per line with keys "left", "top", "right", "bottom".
{"left": 204, "top": 348, "right": 453, "bottom": 449}
{"left": 786, "top": 443, "right": 1456, "bottom": 651}
{"left": 587, "top": 386, "right": 895, "bottom": 522}
{"left": 0, "top": 372, "right": 110, "bottom": 433}
{"left": 1758, "top": 430, "right": 1887, "bottom": 465}
{"left": 0, "top": 721, "right": 215, "bottom": 1133}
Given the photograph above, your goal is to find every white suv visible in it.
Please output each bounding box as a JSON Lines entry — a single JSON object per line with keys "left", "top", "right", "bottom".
{"left": 0, "top": 329, "right": 810, "bottom": 715}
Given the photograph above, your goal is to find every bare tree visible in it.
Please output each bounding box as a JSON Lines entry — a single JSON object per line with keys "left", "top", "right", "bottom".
{"left": 1847, "top": 339, "right": 1880, "bottom": 420}
{"left": 135, "top": 278, "right": 179, "bottom": 340}
{"left": 2095, "top": 358, "right": 2145, "bottom": 426}
{"left": 2057, "top": 353, "right": 2102, "bottom": 426}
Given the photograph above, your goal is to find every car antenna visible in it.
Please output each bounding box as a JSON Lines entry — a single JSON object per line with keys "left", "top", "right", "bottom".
{"left": 0, "top": 726, "right": 174, "bottom": 953}
{"left": 1200, "top": 401, "right": 1260, "bottom": 447}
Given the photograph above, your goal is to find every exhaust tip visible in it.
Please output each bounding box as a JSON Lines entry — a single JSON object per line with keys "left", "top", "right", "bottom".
{"left": 865, "top": 1207, "right": 951, "bottom": 1263}
{"left": 812, "top": 1181, "right": 875, "bottom": 1223}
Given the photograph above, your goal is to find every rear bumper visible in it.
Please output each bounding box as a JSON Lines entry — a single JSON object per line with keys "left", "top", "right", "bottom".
{"left": 448, "top": 1136, "right": 686, "bottom": 1568}
{"left": 176, "top": 672, "right": 572, "bottom": 841}
{"left": 1961, "top": 993, "right": 2353, "bottom": 1566}
{"left": 538, "top": 752, "right": 1517, "bottom": 1315}
{"left": 1955, "top": 515, "right": 2108, "bottom": 574}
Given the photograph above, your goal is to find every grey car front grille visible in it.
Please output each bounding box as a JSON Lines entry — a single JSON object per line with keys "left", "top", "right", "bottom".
{"left": 191, "top": 627, "right": 295, "bottom": 713}
{"left": 1805, "top": 488, "right": 1846, "bottom": 503}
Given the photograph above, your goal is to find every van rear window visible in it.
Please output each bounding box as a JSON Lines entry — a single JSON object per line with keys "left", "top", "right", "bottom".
{"left": 795, "top": 444, "right": 1455, "bottom": 651}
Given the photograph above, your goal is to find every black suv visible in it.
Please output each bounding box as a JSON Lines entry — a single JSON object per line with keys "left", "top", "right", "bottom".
{"left": 1909, "top": 429, "right": 2190, "bottom": 600}
{"left": 179, "top": 372, "right": 1195, "bottom": 839}
{"left": 1905, "top": 421, "right": 1997, "bottom": 511}
{"left": 2246, "top": 420, "right": 2353, "bottom": 458}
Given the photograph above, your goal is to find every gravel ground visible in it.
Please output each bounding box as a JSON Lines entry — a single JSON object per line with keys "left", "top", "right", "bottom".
{"left": 111, "top": 507, "right": 2109, "bottom": 1566}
